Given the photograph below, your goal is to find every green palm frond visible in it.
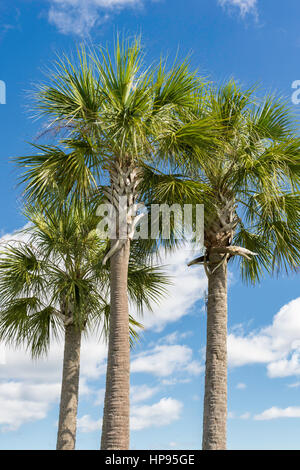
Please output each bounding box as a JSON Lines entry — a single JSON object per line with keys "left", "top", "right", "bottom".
{"left": 0, "top": 244, "right": 47, "bottom": 301}
{"left": 94, "top": 301, "right": 144, "bottom": 348}
{"left": 26, "top": 306, "right": 62, "bottom": 358}
{"left": 15, "top": 136, "right": 103, "bottom": 203}
{"left": 153, "top": 58, "right": 202, "bottom": 110}
{"left": 0, "top": 199, "right": 170, "bottom": 356}
{"left": 128, "top": 263, "right": 171, "bottom": 313}
{"left": 192, "top": 80, "right": 300, "bottom": 282}
{"left": 129, "top": 315, "right": 144, "bottom": 348}
{"left": 35, "top": 44, "right": 100, "bottom": 125}
{"left": 141, "top": 164, "right": 211, "bottom": 205}
{"left": 250, "top": 95, "right": 297, "bottom": 141}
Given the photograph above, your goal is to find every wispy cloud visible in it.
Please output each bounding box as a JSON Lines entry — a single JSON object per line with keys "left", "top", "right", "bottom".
{"left": 228, "top": 411, "right": 251, "bottom": 420}
{"left": 77, "top": 397, "right": 183, "bottom": 433}
{"left": 255, "top": 406, "right": 300, "bottom": 421}
{"left": 47, "top": 0, "right": 153, "bottom": 36}
{"left": 0, "top": 336, "right": 107, "bottom": 431}
{"left": 131, "top": 343, "right": 203, "bottom": 378}
{"left": 240, "top": 412, "right": 251, "bottom": 420}
{"left": 0, "top": 381, "right": 61, "bottom": 431}
{"left": 287, "top": 382, "right": 300, "bottom": 389}
{"left": 131, "top": 384, "right": 160, "bottom": 404}
{"left": 0, "top": 7, "right": 21, "bottom": 41}
{"left": 131, "top": 397, "right": 182, "bottom": 431}
{"left": 218, "top": 0, "right": 258, "bottom": 18}
{"left": 236, "top": 382, "right": 247, "bottom": 390}
{"left": 77, "top": 414, "right": 102, "bottom": 432}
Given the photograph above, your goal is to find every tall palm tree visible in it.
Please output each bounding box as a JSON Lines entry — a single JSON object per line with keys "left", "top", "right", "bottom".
{"left": 0, "top": 201, "right": 169, "bottom": 450}
{"left": 173, "top": 81, "right": 300, "bottom": 449}
{"left": 15, "top": 37, "right": 213, "bottom": 449}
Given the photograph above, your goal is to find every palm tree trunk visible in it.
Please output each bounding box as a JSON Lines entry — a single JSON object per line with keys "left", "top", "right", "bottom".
{"left": 56, "top": 322, "right": 82, "bottom": 450}
{"left": 202, "top": 253, "right": 228, "bottom": 450}
{"left": 101, "top": 239, "right": 131, "bottom": 450}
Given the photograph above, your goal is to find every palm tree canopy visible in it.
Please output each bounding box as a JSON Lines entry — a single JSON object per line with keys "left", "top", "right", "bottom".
{"left": 0, "top": 201, "right": 170, "bottom": 357}
{"left": 16, "top": 36, "right": 215, "bottom": 204}
{"left": 161, "top": 81, "right": 300, "bottom": 282}
{"left": 16, "top": 38, "right": 300, "bottom": 283}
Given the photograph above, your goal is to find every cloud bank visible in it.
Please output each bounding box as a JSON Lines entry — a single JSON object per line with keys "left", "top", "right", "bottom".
{"left": 228, "top": 297, "right": 300, "bottom": 379}
{"left": 255, "top": 406, "right": 300, "bottom": 421}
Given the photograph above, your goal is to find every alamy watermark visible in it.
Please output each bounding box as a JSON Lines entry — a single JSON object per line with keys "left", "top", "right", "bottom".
{"left": 96, "top": 199, "right": 204, "bottom": 246}
{"left": 291, "top": 80, "right": 300, "bottom": 105}
{"left": 0, "top": 80, "right": 6, "bottom": 105}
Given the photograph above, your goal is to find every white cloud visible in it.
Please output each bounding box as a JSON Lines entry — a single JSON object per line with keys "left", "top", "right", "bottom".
{"left": 185, "top": 361, "right": 203, "bottom": 376}
{"left": 255, "top": 406, "right": 300, "bottom": 421}
{"left": 0, "top": 381, "right": 61, "bottom": 431}
{"left": 0, "top": 336, "right": 107, "bottom": 431}
{"left": 77, "top": 397, "right": 182, "bottom": 433}
{"left": 139, "top": 246, "right": 207, "bottom": 332}
{"left": 0, "top": 381, "right": 61, "bottom": 403}
{"left": 0, "top": 337, "right": 107, "bottom": 384}
{"left": 228, "top": 411, "right": 251, "bottom": 420}
{"left": 169, "top": 441, "right": 177, "bottom": 447}
{"left": 131, "top": 343, "right": 202, "bottom": 378}
{"left": 0, "top": 223, "right": 31, "bottom": 246}
{"left": 267, "top": 353, "right": 300, "bottom": 378}
{"left": 0, "top": 229, "right": 204, "bottom": 433}
{"left": 0, "top": 397, "right": 48, "bottom": 431}
{"left": 228, "top": 297, "right": 300, "bottom": 379}
{"left": 77, "top": 414, "right": 102, "bottom": 433}
{"left": 161, "top": 377, "right": 191, "bottom": 386}
{"left": 228, "top": 332, "right": 276, "bottom": 367}
{"left": 131, "top": 384, "right": 160, "bottom": 404}
{"left": 218, "top": 0, "right": 257, "bottom": 17}
{"left": 93, "top": 388, "right": 105, "bottom": 405}
{"left": 287, "top": 382, "right": 300, "bottom": 389}
{"left": 157, "top": 331, "right": 194, "bottom": 346}
{"left": 47, "top": 0, "right": 151, "bottom": 35}
{"left": 0, "top": 225, "right": 110, "bottom": 430}
{"left": 131, "top": 397, "right": 182, "bottom": 431}
{"left": 236, "top": 382, "right": 247, "bottom": 390}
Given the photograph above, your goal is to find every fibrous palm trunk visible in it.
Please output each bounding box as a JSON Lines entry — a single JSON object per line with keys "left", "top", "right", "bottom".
{"left": 56, "top": 322, "right": 82, "bottom": 450}
{"left": 202, "top": 253, "right": 228, "bottom": 450}
{"left": 101, "top": 239, "right": 131, "bottom": 450}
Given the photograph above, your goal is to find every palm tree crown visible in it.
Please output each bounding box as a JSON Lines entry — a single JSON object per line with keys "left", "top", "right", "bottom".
{"left": 164, "top": 81, "right": 300, "bottom": 279}
{"left": 0, "top": 201, "right": 169, "bottom": 354}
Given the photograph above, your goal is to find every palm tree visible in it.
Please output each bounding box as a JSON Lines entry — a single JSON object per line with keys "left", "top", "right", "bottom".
{"left": 175, "top": 81, "right": 300, "bottom": 449}
{"left": 15, "top": 37, "right": 213, "bottom": 449}
{"left": 0, "top": 201, "right": 169, "bottom": 450}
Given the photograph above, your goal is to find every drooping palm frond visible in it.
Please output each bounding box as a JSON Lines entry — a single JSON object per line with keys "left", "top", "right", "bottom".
{"left": 98, "top": 299, "right": 144, "bottom": 348}
{"left": 15, "top": 135, "right": 104, "bottom": 204}
{"left": 128, "top": 263, "right": 171, "bottom": 313}
{"left": 0, "top": 244, "right": 48, "bottom": 301}
{"left": 140, "top": 164, "right": 212, "bottom": 205}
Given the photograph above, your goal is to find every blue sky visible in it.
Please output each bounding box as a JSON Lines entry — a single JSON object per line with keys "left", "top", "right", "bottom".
{"left": 1, "top": 0, "right": 300, "bottom": 450}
